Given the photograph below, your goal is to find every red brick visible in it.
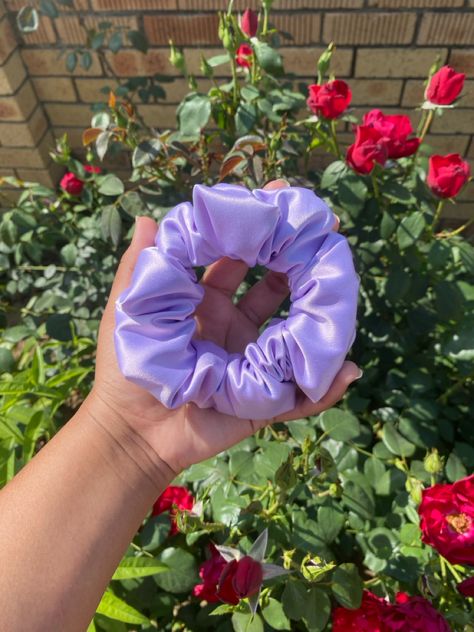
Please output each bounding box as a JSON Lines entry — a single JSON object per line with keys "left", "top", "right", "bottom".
{"left": 91, "top": 0, "right": 177, "bottom": 9}
{"left": 449, "top": 49, "right": 474, "bottom": 76}
{"left": 368, "top": 0, "right": 462, "bottom": 5}
{"left": 144, "top": 14, "right": 220, "bottom": 46}
{"left": 0, "top": 16, "right": 17, "bottom": 64}
{"left": 271, "top": 14, "right": 321, "bottom": 45}
{"left": 55, "top": 15, "right": 139, "bottom": 46}
{"left": 19, "top": 16, "right": 56, "bottom": 44}
{"left": 6, "top": 0, "right": 88, "bottom": 9}
{"left": 0, "top": 129, "right": 54, "bottom": 168}
{"left": 323, "top": 12, "right": 416, "bottom": 45}
{"left": 0, "top": 80, "right": 37, "bottom": 121}
{"left": 45, "top": 103, "right": 93, "bottom": 127}
{"left": 422, "top": 134, "right": 470, "bottom": 156}
{"left": 105, "top": 49, "right": 171, "bottom": 77}
{"left": 418, "top": 12, "right": 474, "bottom": 45}
{"left": 140, "top": 104, "right": 177, "bottom": 128}
{"left": 22, "top": 49, "right": 103, "bottom": 76}
{"left": 281, "top": 46, "right": 353, "bottom": 77}
{"left": 350, "top": 79, "right": 403, "bottom": 106}
{"left": 33, "top": 77, "right": 76, "bottom": 102}
{"left": 0, "top": 50, "right": 26, "bottom": 95}
{"left": 430, "top": 109, "right": 473, "bottom": 135}
{"left": 355, "top": 48, "right": 448, "bottom": 78}
{"left": 0, "top": 104, "right": 48, "bottom": 147}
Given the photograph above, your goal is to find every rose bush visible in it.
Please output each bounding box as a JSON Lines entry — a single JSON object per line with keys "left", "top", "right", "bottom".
{"left": 1, "top": 1, "right": 474, "bottom": 630}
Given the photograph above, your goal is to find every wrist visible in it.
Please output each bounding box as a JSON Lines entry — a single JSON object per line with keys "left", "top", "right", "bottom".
{"left": 81, "top": 390, "right": 176, "bottom": 493}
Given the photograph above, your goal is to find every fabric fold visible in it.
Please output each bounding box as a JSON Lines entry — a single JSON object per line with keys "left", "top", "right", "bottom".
{"left": 115, "top": 183, "right": 359, "bottom": 420}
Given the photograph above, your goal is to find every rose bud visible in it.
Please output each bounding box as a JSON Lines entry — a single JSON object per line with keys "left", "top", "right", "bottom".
{"left": 193, "top": 544, "right": 227, "bottom": 603}
{"left": 332, "top": 590, "right": 388, "bottom": 631}
{"left": 418, "top": 474, "right": 474, "bottom": 565}
{"left": 427, "top": 154, "right": 470, "bottom": 199}
{"left": 363, "top": 109, "right": 420, "bottom": 159}
{"left": 236, "top": 43, "right": 253, "bottom": 68}
{"left": 60, "top": 172, "right": 84, "bottom": 196}
{"left": 346, "top": 125, "right": 387, "bottom": 175}
{"left": 426, "top": 65, "right": 465, "bottom": 106}
{"left": 84, "top": 165, "right": 101, "bottom": 174}
{"left": 457, "top": 577, "right": 474, "bottom": 597}
{"left": 152, "top": 485, "right": 194, "bottom": 536}
{"left": 382, "top": 592, "right": 451, "bottom": 632}
{"left": 216, "top": 556, "right": 263, "bottom": 605}
{"left": 307, "top": 80, "right": 352, "bottom": 120}
{"left": 241, "top": 8, "right": 258, "bottom": 38}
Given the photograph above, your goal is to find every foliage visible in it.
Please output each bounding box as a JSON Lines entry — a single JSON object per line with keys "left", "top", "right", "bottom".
{"left": 1, "top": 1, "right": 474, "bottom": 630}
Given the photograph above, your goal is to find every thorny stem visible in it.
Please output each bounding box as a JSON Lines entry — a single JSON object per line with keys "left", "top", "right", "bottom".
{"left": 437, "top": 216, "right": 474, "bottom": 239}
{"left": 431, "top": 199, "right": 445, "bottom": 234}
{"left": 329, "top": 119, "right": 342, "bottom": 159}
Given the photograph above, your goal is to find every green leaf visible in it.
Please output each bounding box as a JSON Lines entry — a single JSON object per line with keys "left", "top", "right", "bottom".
{"left": 127, "top": 29, "right": 148, "bottom": 53}
{"left": 282, "top": 580, "right": 307, "bottom": 621}
{"left": 396, "top": 211, "right": 426, "bottom": 250}
{"left": 119, "top": 191, "right": 146, "bottom": 217}
{"left": 112, "top": 556, "right": 168, "bottom": 580}
{"left": 446, "top": 452, "right": 467, "bottom": 482}
{"left": 241, "top": 85, "right": 260, "bottom": 102}
{"left": 458, "top": 241, "right": 474, "bottom": 274}
{"left": 132, "top": 138, "right": 163, "bottom": 168}
{"left": 91, "top": 112, "right": 111, "bottom": 130}
{"left": 383, "top": 181, "right": 415, "bottom": 204}
{"left": 434, "top": 281, "right": 464, "bottom": 321}
{"left": 0, "top": 348, "right": 14, "bottom": 372}
{"left": 155, "top": 547, "right": 198, "bottom": 593}
{"left": 232, "top": 612, "right": 264, "bottom": 632}
{"left": 100, "top": 205, "right": 122, "bottom": 247}
{"left": 98, "top": 175, "right": 124, "bottom": 196}
{"left": 17, "top": 6, "right": 39, "bottom": 32}
{"left": 109, "top": 31, "right": 123, "bottom": 53}
{"left": 262, "top": 598, "right": 291, "bottom": 630}
{"left": 316, "top": 505, "right": 345, "bottom": 543}
{"left": 320, "top": 161, "right": 348, "bottom": 190}
{"left": 39, "top": 0, "right": 59, "bottom": 18}
{"left": 382, "top": 423, "right": 416, "bottom": 457}
{"left": 96, "top": 131, "right": 112, "bottom": 161}
{"left": 60, "top": 243, "right": 77, "bottom": 266}
{"left": 235, "top": 103, "right": 257, "bottom": 136}
{"left": 253, "top": 41, "right": 283, "bottom": 75}
{"left": 46, "top": 314, "right": 72, "bottom": 341}
{"left": 303, "top": 587, "right": 331, "bottom": 631}
{"left": 380, "top": 211, "right": 397, "bottom": 239}
{"left": 96, "top": 589, "right": 150, "bottom": 624}
{"left": 178, "top": 94, "right": 211, "bottom": 139}
{"left": 207, "top": 53, "right": 230, "bottom": 67}
{"left": 331, "top": 563, "right": 363, "bottom": 609}
{"left": 385, "top": 268, "right": 411, "bottom": 303}
{"left": 320, "top": 408, "right": 360, "bottom": 441}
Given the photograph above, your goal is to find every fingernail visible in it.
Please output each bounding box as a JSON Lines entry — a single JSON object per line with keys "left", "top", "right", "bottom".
{"left": 354, "top": 368, "right": 364, "bottom": 380}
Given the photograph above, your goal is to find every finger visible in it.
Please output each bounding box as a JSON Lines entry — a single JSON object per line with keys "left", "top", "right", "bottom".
{"left": 107, "top": 216, "right": 158, "bottom": 309}
{"left": 236, "top": 270, "right": 289, "bottom": 327}
{"left": 201, "top": 257, "right": 248, "bottom": 298}
{"left": 263, "top": 179, "right": 290, "bottom": 190}
{"left": 273, "top": 361, "right": 363, "bottom": 423}
{"left": 333, "top": 214, "right": 340, "bottom": 232}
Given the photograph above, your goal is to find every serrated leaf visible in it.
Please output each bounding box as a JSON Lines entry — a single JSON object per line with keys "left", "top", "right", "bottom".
{"left": 397, "top": 211, "right": 426, "bottom": 250}
{"left": 132, "top": 138, "right": 162, "bottom": 168}
{"left": 320, "top": 408, "right": 360, "bottom": 442}
{"left": 331, "top": 563, "right": 363, "bottom": 609}
{"left": 82, "top": 128, "right": 103, "bottom": 146}
{"left": 98, "top": 174, "right": 124, "bottom": 196}
{"left": 383, "top": 423, "right": 416, "bottom": 457}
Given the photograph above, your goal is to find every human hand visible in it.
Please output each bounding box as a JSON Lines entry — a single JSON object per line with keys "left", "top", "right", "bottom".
{"left": 89, "top": 180, "right": 361, "bottom": 478}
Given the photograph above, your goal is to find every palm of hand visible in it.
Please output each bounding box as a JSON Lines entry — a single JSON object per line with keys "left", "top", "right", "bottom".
{"left": 94, "top": 183, "right": 360, "bottom": 475}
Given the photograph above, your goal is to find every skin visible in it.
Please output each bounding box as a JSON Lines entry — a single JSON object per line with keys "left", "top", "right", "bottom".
{"left": 0, "top": 180, "right": 361, "bottom": 631}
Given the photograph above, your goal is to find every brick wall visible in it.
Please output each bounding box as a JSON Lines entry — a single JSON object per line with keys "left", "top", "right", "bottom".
{"left": 1, "top": 0, "right": 473, "bottom": 219}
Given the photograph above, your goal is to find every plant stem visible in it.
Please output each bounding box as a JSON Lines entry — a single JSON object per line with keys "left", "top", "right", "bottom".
{"left": 262, "top": 5, "right": 269, "bottom": 36}
{"left": 431, "top": 199, "right": 445, "bottom": 233}
{"left": 419, "top": 109, "right": 434, "bottom": 145}
{"left": 329, "top": 119, "right": 342, "bottom": 159}
{"left": 230, "top": 56, "right": 239, "bottom": 107}
{"left": 440, "top": 556, "right": 463, "bottom": 583}
{"left": 371, "top": 171, "right": 381, "bottom": 204}
{"left": 437, "top": 216, "right": 474, "bottom": 238}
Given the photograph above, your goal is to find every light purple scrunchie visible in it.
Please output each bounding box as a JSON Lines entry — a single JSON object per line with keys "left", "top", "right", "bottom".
{"left": 114, "top": 183, "right": 359, "bottom": 420}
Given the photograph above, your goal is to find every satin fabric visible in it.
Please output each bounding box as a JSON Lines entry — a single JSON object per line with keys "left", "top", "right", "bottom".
{"left": 115, "top": 184, "right": 359, "bottom": 420}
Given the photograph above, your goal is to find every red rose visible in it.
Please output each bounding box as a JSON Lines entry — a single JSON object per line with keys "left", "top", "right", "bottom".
{"left": 152, "top": 485, "right": 194, "bottom": 536}
{"left": 382, "top": 593, "right": 451, "bottom": 632}
{"left": 418, "top": 474, "right": 474, "bottom": 565}
{"left": 307, "top": 80, "right": 352, "bottom": 119}
{"left": 427, "top": 154, "right": 470, "bottom": 199}
{"left": 332, "top": 590, "right": 388, "bottom": 631}
{"left": 60, "top": 172, "right": 84, "bottom": 196}
{"left": 236, "top": 44, "right": 253, "bottom": 68}
{"left": 84, "top": 165, "right": 101, "bottom": 174}
{"left": 241, "top": 8, "right": 258, "bottom": 38}
{"left": 346, "top": 125, "right": 388, "bottom": 175}
{"left": 193, "top": 544, "right": 227, "bottom": 603}
{"left": 363, "top": 109, "right": 420, "bottom": 159}
{"left": 216, "top": 556, "right": 263, "bottom": 605}
{"left": 426, "top": 66, "right": 465, "bottom": 106}
{"left": 458, "top": 577, "right": 474, "bottom": 597}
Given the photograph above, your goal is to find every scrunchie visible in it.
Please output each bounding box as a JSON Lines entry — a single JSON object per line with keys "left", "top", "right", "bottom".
{"left": 115, "top": 184, "right": 359, "bottom": 420}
